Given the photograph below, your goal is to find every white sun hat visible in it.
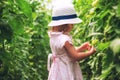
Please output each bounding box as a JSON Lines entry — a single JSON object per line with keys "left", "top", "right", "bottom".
{"left": 48, "top": 4, "right": 82, "bottom": 27}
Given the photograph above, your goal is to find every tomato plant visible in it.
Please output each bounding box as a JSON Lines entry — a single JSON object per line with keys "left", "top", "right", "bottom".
{"left": 73, "top": 0, "right": 120, "bottom": 79}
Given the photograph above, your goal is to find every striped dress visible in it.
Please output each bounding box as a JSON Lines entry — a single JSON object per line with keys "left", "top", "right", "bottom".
{"left": 47, "top": 32, "right": 83, "bottom": 80}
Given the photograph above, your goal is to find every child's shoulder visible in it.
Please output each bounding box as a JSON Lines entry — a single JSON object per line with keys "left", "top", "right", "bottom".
{"left": 58, "top": 34, "right": 72, "bottom": 42}
{"left": 49, "top": 32, "right": 71, "bottom": 40}
{"left": 59, "top": 33, "right": 70, "bottom": 38}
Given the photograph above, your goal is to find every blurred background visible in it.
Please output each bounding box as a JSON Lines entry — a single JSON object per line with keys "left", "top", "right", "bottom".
{"left": 0, "top": 0, "right": 120, "bottom": 80}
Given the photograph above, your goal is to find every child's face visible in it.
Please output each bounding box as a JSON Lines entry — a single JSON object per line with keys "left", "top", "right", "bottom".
{"left": 66, "top": 24, "right": 73, "bottom": 33}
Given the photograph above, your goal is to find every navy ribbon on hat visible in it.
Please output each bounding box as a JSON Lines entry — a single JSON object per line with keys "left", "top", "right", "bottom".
{"left": 52, "top": 14, "right": 77, "bottom": 20}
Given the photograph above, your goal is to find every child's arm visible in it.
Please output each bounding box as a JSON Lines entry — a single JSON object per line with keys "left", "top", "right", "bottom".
{"left": 64, "top": 41, "right": 96, "bottom": 61}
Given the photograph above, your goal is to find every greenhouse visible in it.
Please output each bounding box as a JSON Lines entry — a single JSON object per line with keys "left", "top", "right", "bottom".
{"left": 0, "top": 0, "right": 120, "bottom": 80}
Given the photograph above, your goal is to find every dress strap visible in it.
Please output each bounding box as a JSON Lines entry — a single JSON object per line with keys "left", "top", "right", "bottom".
{"left": 47, "top": 54, "right": 52, "bottom": 71}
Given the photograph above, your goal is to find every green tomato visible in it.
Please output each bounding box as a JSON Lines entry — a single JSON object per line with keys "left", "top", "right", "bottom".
{"left": 92, "top": 39, "right": 99, "bottom": 46}
{"left": 110, "top": 39, "right": 120, "bottom": 55}
{"left": 92, "top": 0, "right": 99, "bottom": 7}
{"left": 89, "top": 8, "right": 95, "bottom": 15}
{"left": 86, "top": 15, "right": 91, "bottom": 18}
{"left": 29, "top": 62, "right": 34, "bottom": 66}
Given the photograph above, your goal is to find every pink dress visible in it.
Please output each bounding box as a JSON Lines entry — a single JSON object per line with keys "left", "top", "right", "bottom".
{"left": 47, "top": 32, "right": 83, "bottom": 80}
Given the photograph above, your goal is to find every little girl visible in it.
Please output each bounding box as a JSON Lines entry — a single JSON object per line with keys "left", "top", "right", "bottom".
{"left": 47, "top": 4, "right": 96, "bottom": 80}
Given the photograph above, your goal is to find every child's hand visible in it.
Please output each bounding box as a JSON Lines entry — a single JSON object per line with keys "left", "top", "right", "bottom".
{"left": 88, "top": 46, "right": 96, "bottom": 55}
{"left": 81, "top": 42, "right": 91, "bottom": 50}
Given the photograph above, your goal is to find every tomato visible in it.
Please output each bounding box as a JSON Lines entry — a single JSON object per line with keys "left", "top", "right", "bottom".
{"left": 92, "top": 0, "right": 99, "bottom": 7}
{"left": 92, "top": 39, "right": 99, "bottom": 46}
{"left": 89, "top": 8, "right": 95, "bottom": 15}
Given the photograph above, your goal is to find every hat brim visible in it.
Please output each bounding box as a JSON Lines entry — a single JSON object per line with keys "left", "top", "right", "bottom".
{"left": 48, "top": 18, "right": 82, "bottom": 27}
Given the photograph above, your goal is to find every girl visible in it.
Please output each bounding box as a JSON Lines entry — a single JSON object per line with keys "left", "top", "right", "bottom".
{"left": 47, "top": 4, "right": 96, "bottom": 80}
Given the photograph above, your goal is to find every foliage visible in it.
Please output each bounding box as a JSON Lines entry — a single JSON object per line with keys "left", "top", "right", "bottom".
{"left": 0, "top": 0, "right": 50, "bottom": 80}
{"left": 73, "top": 0, "right": 120, "bottom": 79}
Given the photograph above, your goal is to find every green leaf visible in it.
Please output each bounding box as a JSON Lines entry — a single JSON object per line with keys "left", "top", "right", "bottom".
{"left": 97, "top": 42, "right": 110, "bottom": 51}
{"left": 115, "top": 64, "right": 120, "bottom": 72}
{"left": 104, "top": 24, "right": 112, "bottom": 34}
{"left": 100, "top": 10, "right": 110, "bottom": 19}
{"left": 102, "top": 51, "right": 113, "bottom": 71}
{"left": 87, "top": 32, "right": 104, "bottom": 37}
{"left": 117, "top": 1, "right": 120, "bottom": 17}
{"left": 15, "top": 0, "right": 32, "bottom": 21}
{"left": 97, "top": 63, "right": 114, "bottom": 80}
{"left": 8, "top": 17, "right": 24, "bottom": 34}
{"left": 0, "top": 23, "right": 13, "bottom": 42}
{"left": 115, "top": 28, "right": 120, "bottom": 34}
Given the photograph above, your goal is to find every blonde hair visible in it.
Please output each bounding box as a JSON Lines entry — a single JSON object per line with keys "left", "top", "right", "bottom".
{"left": 51, "top": 24, "right": 70, "bottom": 33}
